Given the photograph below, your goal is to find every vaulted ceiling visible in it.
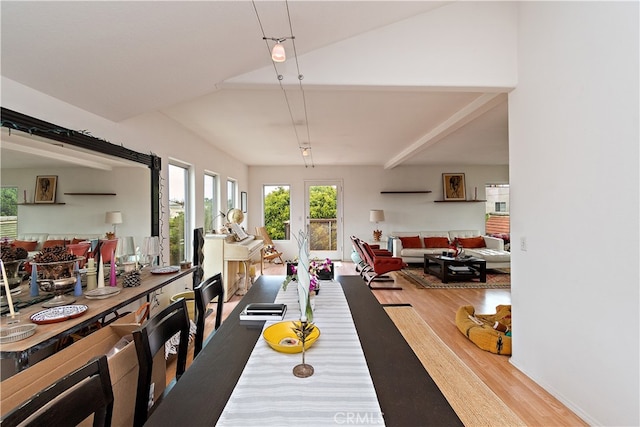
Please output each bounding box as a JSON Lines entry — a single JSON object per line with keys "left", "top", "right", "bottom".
{"left": 1, "top": 1, "right": 510, "bottom": 169}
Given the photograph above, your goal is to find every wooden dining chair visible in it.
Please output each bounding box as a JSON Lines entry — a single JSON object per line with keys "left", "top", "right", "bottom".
{"left": 0, "top": 355, "right": 114, "bottom": 427}
{"left": 255, "top": 226, "right": 284, "bottom": 264}
{"left": 193, "top": 272, "right": 224, "bottom": 357}
{"left": 132, "top": 298, "right": 190, "bottom": 427}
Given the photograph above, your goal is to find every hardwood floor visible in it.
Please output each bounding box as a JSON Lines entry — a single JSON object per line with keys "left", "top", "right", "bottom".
{"left": 173, "top": 261, "right": 587, "bottom": 426}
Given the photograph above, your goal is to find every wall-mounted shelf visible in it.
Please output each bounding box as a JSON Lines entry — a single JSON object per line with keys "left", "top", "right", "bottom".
{"left": 64, "top": 192, "right": 117, "bottom": 196}
{"left": 381, "top": 191, "right": 432, "bottom": 194}
{"left": 18, "top": 203, "right": 66, "bottom": 205}
{"left": 434, "top": 200, "right": 486, "bottom": 203}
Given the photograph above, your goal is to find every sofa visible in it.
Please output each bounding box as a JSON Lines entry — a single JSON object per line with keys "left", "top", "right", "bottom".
{"left": 15, "top": 233, "right": 103, "bottom": 252}
{"left": 390, "top": 230, "right": 510, "bottom": 269}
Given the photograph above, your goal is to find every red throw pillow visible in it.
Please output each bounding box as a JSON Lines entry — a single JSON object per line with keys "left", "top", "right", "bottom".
{"left": 399, "top": 236, "right": 422, "bottom": 248}
{"left": 424, "top": 237, "right": 449, "bottom": 248}
{"left": 457, "top": 236, "right": 486, "bottom": 248}
{"left": 42, "top": 239, "right": 68, "bottom": 249}
{"left": 12, "top": 240, "right": 38, "bottom": 251}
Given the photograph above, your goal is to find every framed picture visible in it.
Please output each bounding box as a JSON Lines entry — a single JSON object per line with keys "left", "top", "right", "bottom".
{"left": 241, "top": 191, "right": 247, "bottom": 213}
{"left": 442, "top": 173, "right": 466, "bottom": 201}
{"left": 34, "top": 175, "right": 58, "bottom": 203}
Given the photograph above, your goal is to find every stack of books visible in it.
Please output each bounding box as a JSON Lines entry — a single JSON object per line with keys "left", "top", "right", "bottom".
{"left": 239, "top": 303, "right": 287, "bottom": 321}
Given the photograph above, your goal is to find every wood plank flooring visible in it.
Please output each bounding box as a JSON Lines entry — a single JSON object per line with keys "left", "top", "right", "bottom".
{"left": 171, "top": 261, "right": 587, "bottom": 426}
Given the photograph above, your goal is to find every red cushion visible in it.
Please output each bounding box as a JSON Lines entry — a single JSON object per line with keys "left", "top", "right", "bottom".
{"left": 457, "top": 236, "right": 486, "bottom": 248}
{"left": 12, "top": 240, "right": 38, "bottom": 251}
{"left": 42, "top": 239, "right": 68, "bottom": 249}
{"left": 399, "top": 236, "right": 422, "bottom": 248}
{"left": 423, "top": 237, "right": 449, "bottom": 248}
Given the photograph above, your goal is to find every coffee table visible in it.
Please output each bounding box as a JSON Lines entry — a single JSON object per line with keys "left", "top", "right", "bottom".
{"left": 424, "top": 254, "right": 486, "bottom": 283}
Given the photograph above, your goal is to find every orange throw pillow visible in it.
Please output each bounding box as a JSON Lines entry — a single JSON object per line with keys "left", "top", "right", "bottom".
{"left": 42, "top": 239, "right": 68, "bottom": 249}
{"left": 399, "top": 236, "right": 422, "bottom": 248}
{"left": 13, "top": 240, "right": 38, "bottom": 251}
{"left": 424, "top": 237, "right": 449, "bottom": 248}
{"left": 457, "top": 236, "right": 486, "bottom": 248}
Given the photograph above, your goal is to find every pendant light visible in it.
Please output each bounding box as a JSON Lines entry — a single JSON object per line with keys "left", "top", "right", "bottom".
{"left": 271, "top": 42, "right": 286, "bottom": 62}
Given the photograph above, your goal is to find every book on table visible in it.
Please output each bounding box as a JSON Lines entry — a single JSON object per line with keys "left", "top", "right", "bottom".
{"left": 239, "top": 303, "right": 287, "bottom": 321}
{"left": 448, "top": 266, "right": 472, "bottom": 273}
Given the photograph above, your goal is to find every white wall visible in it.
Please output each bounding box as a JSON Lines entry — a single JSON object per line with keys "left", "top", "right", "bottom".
{"left": 249, "top": 164, "right": 508, "bottom": 261}
{"left": 2, "top": 166, "right": 149, "bottom": 242}
{"left": 510, "top": 3, "right": 639, "bottom": 426}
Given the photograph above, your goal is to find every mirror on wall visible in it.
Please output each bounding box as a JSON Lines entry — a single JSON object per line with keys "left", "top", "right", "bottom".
{"left": 0, "top": 108, "right": 160, "bottom": 239}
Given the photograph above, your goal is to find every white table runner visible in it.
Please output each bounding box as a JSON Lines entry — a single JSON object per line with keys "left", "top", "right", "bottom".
{"left": 217, "top": 280, "right": 385, "bottom": 426}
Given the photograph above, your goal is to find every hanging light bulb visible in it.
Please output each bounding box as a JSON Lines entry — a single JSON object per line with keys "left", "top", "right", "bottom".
{"left": 302, "top": 147, "right": 309, "bottom": 157}
{"left": 271, "top": 42, "right": 286, "bottom": 62}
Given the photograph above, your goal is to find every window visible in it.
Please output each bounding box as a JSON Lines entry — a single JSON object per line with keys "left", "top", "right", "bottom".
{"left": 169, "top": 163, "right": 190, "bottom": 265}
{"left": 204, "top": 173, "right": 218, "bottom": 233}
{"left": 227, "top": 179, "right": 237, "bottom": 211}
{"left": 0, "top": 186, "right": 18, "bottom": 239}
{"left": 263, "top": 185, "right": 290, "bottom": 240}
{"left": 485, "top": 184, "right": 510, "bottom": 235}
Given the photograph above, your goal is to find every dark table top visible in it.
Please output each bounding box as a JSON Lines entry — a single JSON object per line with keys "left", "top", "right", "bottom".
{"left": 145, "top": 275, "right": 461, "bottom": 426}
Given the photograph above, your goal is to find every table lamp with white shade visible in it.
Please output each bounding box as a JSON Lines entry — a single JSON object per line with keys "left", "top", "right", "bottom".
{"left": 369, "top": 209, "right": 385, "bottom": 242}
{"left": 105, "top": 211, "right": 123, "bottom": 237}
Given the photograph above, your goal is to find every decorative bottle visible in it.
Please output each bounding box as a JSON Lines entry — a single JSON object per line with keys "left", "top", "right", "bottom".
{"left": 86, "top": 258, "right": 97, "bottom": 291}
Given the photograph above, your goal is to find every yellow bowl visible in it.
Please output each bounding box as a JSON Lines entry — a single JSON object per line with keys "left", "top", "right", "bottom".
{"left": 263, "top": 321, "right": 321, "bottom": 354}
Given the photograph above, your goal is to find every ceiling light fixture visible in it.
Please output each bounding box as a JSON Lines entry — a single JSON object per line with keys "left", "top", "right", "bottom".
{"left": 263, "top": 37, "right": 294, "bottom": 63}
{"left": 254, "top": 0, "right": 314, "bottom": 167}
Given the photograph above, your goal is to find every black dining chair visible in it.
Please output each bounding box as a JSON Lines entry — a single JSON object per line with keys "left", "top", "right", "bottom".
{"left": 193, "top": 272, "right": 225, "bottom": 357}
{"left": 132, "top": 298, "right": 190, "bottom": 427}
{"left": 1, "top": 355, "right": 114, "bottom": 427}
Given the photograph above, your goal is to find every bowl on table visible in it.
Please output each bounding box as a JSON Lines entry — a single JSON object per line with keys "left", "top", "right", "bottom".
{"left": 32, "top": 258, "right": 83, "bottom": 307}
{"left": 0, "top": 259, "right": 26, "bottom": 295}
{"left": 263, "top": 320, "right": 321, "bottom": 354}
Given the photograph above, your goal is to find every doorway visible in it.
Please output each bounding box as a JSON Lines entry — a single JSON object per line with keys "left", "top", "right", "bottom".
{"left": 305, "top": 180, "right": 342, "bottom": 260}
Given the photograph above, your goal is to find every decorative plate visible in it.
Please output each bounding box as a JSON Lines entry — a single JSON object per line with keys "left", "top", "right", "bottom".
{"left": 85, "top": 287, "right": 121, "bottom": 300}
{"left": 30, "top": 305, "right": 88, "bottom": 325}
{"left": 150, "top": 266, "right": 180, "bottom": 274}
{"left": 0, "top": 324, "right": 37, "bottom": 343}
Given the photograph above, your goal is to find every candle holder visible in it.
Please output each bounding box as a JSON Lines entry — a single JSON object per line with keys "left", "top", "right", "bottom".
{"left": 292, "top": 321, "right": 315, "bottom": 378}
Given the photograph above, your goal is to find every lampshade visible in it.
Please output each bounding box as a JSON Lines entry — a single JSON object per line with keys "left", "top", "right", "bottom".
{"left": 369, "top": 210, "right": 385, "bottom": 223}
{"left": 115, "top": 236, "right": 135, "bottom": 259}
{"left": 271, "top": 43, "right": 286, "bottom": 62}
{"left": 105, "top": 211, "right": 123, "bottom": 225}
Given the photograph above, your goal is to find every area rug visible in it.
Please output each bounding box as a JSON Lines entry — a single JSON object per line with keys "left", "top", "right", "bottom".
{"left": 399, "top": 266, "right": 510, "bottom": 289}
{"left": 385, "top": 306, "right": 525, "bottom": 427}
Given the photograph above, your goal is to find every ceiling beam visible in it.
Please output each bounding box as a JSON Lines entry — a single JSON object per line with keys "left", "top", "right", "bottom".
{"left": 384, "top": 93, "right": 508, "bottom": 169}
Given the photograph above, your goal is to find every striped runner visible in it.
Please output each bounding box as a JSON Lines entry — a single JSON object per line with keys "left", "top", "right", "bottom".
{"left": 216, "top": 280, "right": 385, "bottom": 426}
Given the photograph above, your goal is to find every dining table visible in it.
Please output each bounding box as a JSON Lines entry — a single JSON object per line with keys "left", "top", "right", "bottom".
{"left": 145, "top": 275, "right": 462, "bottom": 426}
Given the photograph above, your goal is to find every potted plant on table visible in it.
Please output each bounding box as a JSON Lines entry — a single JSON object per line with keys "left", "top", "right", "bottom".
{"left": 282, "top": 257, "right": 333, "bottom": 295}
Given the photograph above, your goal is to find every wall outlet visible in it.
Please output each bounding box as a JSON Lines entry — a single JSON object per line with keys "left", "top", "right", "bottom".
{"left": 520, "top": 236, "right": 527, "bottom": 251}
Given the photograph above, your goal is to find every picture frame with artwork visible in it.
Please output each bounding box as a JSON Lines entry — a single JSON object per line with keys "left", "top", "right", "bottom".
{"left": 241, "top": 191, "right": 247, "bottom": 213}
{"left": 442, "top": 173, "right": 466, "bottom": 201}
{"left": 34, "top": 175, "right": 58, "bottom": 203}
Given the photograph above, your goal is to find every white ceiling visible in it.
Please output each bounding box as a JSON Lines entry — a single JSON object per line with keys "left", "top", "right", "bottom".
{"left": 1, "top": 1, "right": 509, "bottom": 169}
